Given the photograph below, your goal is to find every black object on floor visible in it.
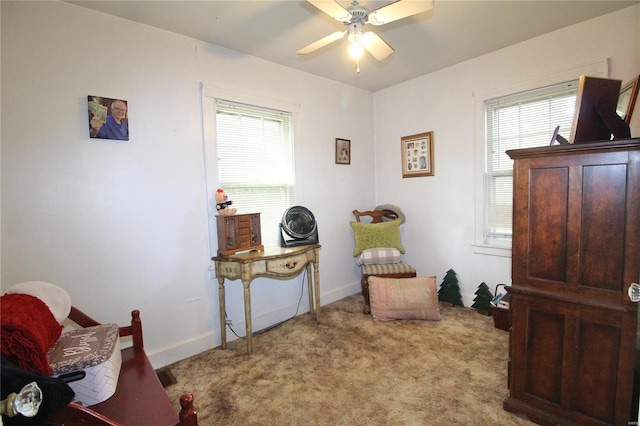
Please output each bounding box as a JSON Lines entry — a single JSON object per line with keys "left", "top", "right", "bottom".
{"left": 155, "top": 367, "right": 177, "bottom": 388}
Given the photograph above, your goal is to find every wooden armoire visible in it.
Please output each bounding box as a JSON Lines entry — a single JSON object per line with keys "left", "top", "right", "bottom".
{"left": 503, "top": 138, "right": 640, "bottom": 425}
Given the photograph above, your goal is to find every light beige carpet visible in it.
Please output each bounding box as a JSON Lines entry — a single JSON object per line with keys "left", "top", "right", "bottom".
{"left": 165, "top": 294, "right": 532, "bottom": 425}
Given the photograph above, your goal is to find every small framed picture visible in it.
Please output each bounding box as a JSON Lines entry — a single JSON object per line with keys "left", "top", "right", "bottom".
{"left": 335, "top": 138, "right": 351, "bottom": 165}
{"left": 88, "top": 95, "right": 129, "bottom": 141}
{"left": 401, "top": 131, "right": 434, "bottom": 178}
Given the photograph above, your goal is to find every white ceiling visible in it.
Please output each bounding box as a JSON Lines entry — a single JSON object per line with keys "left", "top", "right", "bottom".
{"left": 69, "top": 0, "right": 638, "bottom": 92}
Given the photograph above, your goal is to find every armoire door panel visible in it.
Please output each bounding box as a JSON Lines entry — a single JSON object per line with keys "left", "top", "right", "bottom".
{"left": 528, "top": 167, "right": 569, "bottom": 283}
{"left": 579, "top": 163, "right": 627, "bottom": 292}
{"left": 524, "top": 307, "right": 565, "bottom": 404}
{"left": 572, "top": 319, "right": 620, "bottom": 423}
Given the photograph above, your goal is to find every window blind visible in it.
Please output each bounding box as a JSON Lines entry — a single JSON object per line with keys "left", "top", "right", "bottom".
{"left": 485, "top": 79, "right": 578, "bottom": 242}
{"left": 215, "top": 99, "right": 295, "bottom": 247}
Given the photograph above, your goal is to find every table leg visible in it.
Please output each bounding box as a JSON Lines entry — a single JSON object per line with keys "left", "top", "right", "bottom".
{"left": 306, "top": 264, "right": 314, "bottom": 316}
{"left": 243, "top": 279, "right": 253, "bottom": 355}
{"left": 313, "top": 260, "right": 320, "bottom": 323}
{"left": 218, "top": 277, "right": 227, "bottom": 350}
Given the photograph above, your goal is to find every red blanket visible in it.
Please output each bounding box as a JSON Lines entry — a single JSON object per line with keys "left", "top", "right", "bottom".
{"left": 1, "top": 293, "right": 62, "bottom": 376}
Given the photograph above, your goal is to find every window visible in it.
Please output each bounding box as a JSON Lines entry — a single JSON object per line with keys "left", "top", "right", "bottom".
{"left": 484, "top": 80, "right": 578, "bottom": 245}
{"left": 215, "top": 99, "right": 295, "bottom": 247}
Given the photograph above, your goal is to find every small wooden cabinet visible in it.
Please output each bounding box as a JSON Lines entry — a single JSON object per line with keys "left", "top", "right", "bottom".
{"left": 504, "top": 138, "right": 640, "bottom": 426}
{"left": 216, "top": 213, "right": 264, "bottom": 257}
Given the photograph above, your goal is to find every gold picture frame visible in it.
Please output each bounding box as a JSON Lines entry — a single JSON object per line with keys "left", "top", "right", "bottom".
{"left": 401, "top": 131, "right": 434, "bottom": 178}
{"left": 335, "top": 138, "right": 351, "bottom": 165}
{"left": 617, "top": 74, "right": 639, "bottom": 124}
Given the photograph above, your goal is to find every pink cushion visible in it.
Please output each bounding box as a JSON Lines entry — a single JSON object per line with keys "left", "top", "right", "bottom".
{"left": 368, "top": 276, "right": 441, "bottom": 321}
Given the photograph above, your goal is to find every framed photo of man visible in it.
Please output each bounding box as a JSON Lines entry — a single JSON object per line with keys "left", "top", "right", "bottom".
{"left": 335, "top": 138, "right": 351, "bottom": 165}
{"left": 88, "top": 96, "right": 129, "bottom": 141}
{"left": 401, "top": 131, "right": 434, "bottom": 178}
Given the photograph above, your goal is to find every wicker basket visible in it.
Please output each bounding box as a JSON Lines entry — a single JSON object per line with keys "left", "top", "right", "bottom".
{"left": 492, "top": 284, "right": 511, "bottom": 331}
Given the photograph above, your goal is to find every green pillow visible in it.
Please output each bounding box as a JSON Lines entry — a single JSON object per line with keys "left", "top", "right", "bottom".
{"left": 350, "top": 219, "right": 405, "bottom": 257}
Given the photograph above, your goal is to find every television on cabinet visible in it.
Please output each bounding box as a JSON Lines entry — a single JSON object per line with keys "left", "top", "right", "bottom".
{"left": 570, "top": 76, "right": 631, "bottom": 144}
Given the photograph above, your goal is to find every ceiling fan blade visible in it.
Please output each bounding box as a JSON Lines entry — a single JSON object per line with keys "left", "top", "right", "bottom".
{"left": 297, "top": 31, "right": 347, "bottom": 55}
{"left": 368, "top": 0, "right": 434, "bottom": 26}
{"left": 360, "top": 31, "right": 394, "bottom": 60}
{"left": 307, "top": 0, "right": 352, "bottom": 22}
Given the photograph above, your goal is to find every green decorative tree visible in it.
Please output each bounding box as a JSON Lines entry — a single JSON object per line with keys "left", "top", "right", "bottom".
{"left": 472, "top": 282, "right": 493, "bottom": 315}
{"left": 438, "top": 269, "right": 464, "bottom": 307}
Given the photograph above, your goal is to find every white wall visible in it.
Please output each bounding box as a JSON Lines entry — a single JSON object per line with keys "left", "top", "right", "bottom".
{"left": 373, "top": 5, "right": 640, "bottom": 305}
{"left": 1, "top": 1, "right": 374, "bottom": 367}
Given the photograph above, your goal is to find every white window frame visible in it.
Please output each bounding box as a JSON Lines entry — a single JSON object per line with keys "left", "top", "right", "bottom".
{"left": 485, "top": 79, "right": 580, "bottom": 241}
{"left": 201, "top": 85, "right": 301, "bottom": 257}
{"left": 472, "top": 59, "right": 609, "bottom": 257}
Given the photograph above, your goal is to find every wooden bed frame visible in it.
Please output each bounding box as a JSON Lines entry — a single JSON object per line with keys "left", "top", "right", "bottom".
{"left": 49, "top": 306, "right": 198, "bottom": 426}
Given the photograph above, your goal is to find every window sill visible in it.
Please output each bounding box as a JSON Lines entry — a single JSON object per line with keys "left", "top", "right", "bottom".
{"left": 472, "top": 243, "right": 512, "bottom": 258}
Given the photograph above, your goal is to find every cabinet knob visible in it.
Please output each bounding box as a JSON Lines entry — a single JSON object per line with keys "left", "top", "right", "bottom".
{"left": 627, "top": 283, "right": 640, "bottom": 302}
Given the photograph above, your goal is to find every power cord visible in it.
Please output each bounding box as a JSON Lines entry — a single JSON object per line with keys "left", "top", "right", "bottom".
{"left": 225, "top": 269, "right": 307, "bottom": 340}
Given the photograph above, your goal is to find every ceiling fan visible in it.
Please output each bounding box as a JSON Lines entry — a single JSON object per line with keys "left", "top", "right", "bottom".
{"left": 297, "top": 0, "right": 434, "bottom": 72}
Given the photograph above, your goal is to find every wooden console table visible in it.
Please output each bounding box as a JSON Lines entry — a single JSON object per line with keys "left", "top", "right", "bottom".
{"left": 212, "top": 244, "right": 321, "bottom": 355}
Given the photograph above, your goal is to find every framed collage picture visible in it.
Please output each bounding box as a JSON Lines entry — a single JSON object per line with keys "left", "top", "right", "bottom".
{"left": 401, "top": 131, "right": 434, "bottom": 178}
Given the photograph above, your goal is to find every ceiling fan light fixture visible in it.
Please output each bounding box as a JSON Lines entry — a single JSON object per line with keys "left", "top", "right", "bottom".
{"left": 349, "top": 40, "right": 364, "bottom": 59}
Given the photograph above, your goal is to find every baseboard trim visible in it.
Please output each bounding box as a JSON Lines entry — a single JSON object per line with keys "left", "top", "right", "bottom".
{"left": 149, "top": 281, "right": 362, "bottom": 368}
